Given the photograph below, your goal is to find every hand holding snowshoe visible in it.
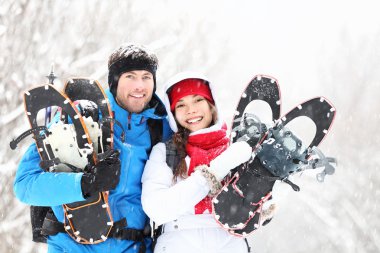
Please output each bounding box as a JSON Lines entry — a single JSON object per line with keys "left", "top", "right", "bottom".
{"left": 196, "top": 141, "right": 252, "bottom": 196}
{"left": 81, "top": 149, "right": 121, "bottom": 198}
{"left": 209, "top": 141, "right": 252, "bottom": 181}
{"left": 260, "top": 198, "right": 277, "bottom": 226}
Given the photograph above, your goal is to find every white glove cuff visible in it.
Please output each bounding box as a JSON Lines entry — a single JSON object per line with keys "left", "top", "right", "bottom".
{"left": 196, "top": 165, "right": 222, "bottom": 197}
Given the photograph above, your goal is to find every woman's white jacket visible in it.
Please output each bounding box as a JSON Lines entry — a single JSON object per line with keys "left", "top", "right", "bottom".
{"left": 141, "top": 141, "right": 212, "bottom": 226}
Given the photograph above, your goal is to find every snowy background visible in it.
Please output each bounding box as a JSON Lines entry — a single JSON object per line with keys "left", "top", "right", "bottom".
{"left": 1, "top": 0, "right": 380, "bottom": 252}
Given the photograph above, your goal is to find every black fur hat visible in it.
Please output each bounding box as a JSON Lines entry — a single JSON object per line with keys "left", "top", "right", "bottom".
{"left": 108, "top": 44, "right": 158, "bottom": 97}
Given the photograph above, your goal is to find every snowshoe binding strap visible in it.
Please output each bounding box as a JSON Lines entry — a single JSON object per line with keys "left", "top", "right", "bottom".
{"left": 39, "top": 157, "right": 61, "bottom": 170}
{"left": 282, "top": 178, "right": 300, "bottom": 191}
{"left": 96, "top": 148, "right": 115, "bottom": 162}
{"left": 232, "top": 113, "right": 268, "bottom": 147}
{"left": 302, "top": 146, "right": 337, "bottom": 182}
{"left": 10, "top": 126, "right": 48, "bottom": 150}
{"left": 256, "top": 123, "right": 307, "bottom": 179}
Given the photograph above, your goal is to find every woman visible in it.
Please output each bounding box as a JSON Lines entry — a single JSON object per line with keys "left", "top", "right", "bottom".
{"left": 141, "top": 72, "right": 252, "bottom": 252}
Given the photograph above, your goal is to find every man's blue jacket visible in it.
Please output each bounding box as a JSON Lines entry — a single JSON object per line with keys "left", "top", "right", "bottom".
{"left": 14, "top": 89, "right": 171, "bottom": 253}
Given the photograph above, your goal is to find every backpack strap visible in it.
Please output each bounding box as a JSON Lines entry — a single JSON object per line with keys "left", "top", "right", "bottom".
{"left": 147, "top": 118, "right": 163, "bottom": 151}
{"left": 30, "top": 206, "right": 51, "bottom": 243}
{"left": 165, "top": 139, "right": 181, "bottom": 172}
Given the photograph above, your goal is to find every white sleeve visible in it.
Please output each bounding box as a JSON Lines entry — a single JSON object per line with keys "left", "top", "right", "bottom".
{"left": 141, "top": 143, "right": 210, "bottom": 225}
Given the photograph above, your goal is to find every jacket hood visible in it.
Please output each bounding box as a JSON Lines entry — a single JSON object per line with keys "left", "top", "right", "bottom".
{"left": 163, "top": 71, "right": 220, "bottom": 132}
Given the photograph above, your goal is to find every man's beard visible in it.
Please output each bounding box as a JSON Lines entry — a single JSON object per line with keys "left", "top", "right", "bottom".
{"left": 116, "top": 94, "right": 152, "bottom": 113}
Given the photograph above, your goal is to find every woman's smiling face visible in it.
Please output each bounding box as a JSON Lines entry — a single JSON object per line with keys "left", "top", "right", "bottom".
{"left": 174, "top": 94, "right": 214, "bottom": 132}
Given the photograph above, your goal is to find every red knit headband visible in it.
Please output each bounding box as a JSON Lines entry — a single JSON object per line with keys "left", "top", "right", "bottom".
{"left": 169, "top": 78, "right": 214, "bottom": 111}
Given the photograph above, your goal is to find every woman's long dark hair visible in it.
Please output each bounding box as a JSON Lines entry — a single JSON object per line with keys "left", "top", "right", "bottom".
{"left": 172, "top": 125, "right": 190, "bottom": 180}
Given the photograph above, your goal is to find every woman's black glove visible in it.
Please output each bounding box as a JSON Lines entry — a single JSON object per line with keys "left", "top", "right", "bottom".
{"left": 81, "top": 150, "right": 121, "bottom": 198}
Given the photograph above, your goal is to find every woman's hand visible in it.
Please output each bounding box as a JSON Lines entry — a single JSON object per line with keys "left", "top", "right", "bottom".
{"left": 208, "top": 141, "right": 252, "bottom": 181}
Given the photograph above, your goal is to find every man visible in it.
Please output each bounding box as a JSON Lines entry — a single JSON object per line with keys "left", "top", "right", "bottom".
{"left": 14, "top": 43, "right": 171, "bottom": 252}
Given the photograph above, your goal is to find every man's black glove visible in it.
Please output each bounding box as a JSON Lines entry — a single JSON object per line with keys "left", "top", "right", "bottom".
{"left": 81, "top": 150, "right": 121, "bottom": 198}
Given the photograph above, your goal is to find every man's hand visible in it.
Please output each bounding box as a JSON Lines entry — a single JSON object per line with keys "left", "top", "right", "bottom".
{"left": 81, "top": 150, "right": 121, "bottom": 198}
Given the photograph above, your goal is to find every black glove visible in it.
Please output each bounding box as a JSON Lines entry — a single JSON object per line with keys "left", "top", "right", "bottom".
{"left": 81, "top": 150, "right": 121, "bottom": 198}
{"left": 77, "top": 100, "right": 99, "bottom": 122}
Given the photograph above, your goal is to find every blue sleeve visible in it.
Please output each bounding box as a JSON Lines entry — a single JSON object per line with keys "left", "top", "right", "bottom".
{"left": 161, "top": 117, "right": 173, "bottom": 142}
{"left": 13, "top": 143, "right": 86, "bottom": 206}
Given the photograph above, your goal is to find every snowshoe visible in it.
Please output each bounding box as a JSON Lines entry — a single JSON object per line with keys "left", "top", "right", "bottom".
{"left": 62, "top": 78, "right": 115, "bottom": 244}
{"left": 213, "top": 75, "right": 281, "bottom": 233}
{"left": 10, "top": 79, "right": 116, "bottom": 244}
{"left": 213, "top": 76, "right": 337, "bottom": 237}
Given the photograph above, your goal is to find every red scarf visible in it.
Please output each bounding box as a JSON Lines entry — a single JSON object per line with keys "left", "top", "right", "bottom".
{"left": 186, "top": 124, "right": 229, "bottom": 214}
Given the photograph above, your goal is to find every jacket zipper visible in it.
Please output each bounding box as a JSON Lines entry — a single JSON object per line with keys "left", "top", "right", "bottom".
{"left": 127, "top": 113, "right": 132, "bottom": 130}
